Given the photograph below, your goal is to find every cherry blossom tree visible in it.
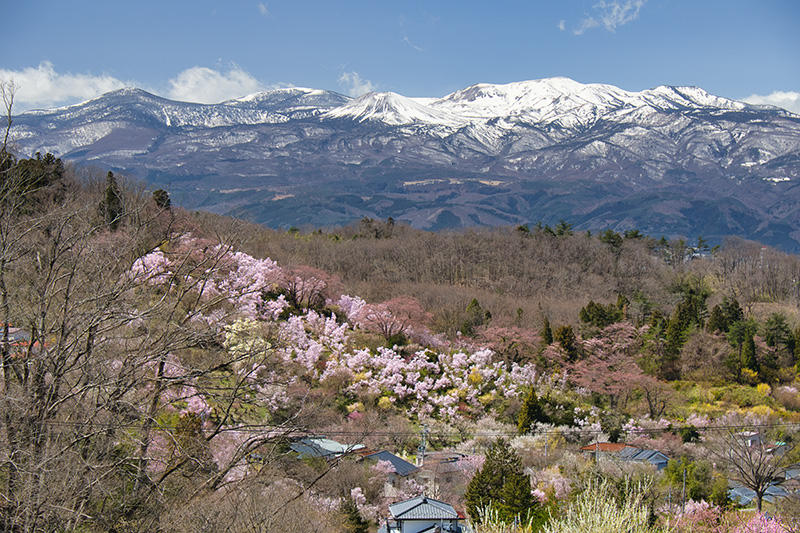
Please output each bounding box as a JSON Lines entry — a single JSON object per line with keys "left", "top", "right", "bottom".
{"left": 354, "top": 295, "right": 431, "bottom": 343}
{"left": 569, "top": 322, "right": 646, "bottom": 409}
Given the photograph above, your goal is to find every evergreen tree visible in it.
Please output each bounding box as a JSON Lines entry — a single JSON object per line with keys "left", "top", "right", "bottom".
{"left": 742, "top": 334, "right": 758, "bottom": 374}
{"left": 554, "top": 219, "right": 573, "bottom": 236}
{"left": 727, "top": 319, "right": 759, "bottom": 382}
{"left": 340, "top": 496, "right": 370, "bottom": 533}
{"left": 517, "top": 388, "right": 547, "bottom": 434}
{"left": 541, "top": 316, "right": 553, "bottom": 346}
{"left": 764, "top": 313, "right": 791, "bottom": 348}
{"left": 461, "top": 298, "right": 490, "bottom": 336}
{"left": 465, "top": 439, "right": 538, "bottom": 524}
{"left": 708, "top": 297, "right": 743, "bottom": 334}
{"left": 706, "top": 305, "right": 726, "bottom": 334}
{"left": 99, "top": 171, "right": 123, "bottom": 230}
{"left": 599, "top": 229, "right": 623, "bottom": 254}
{"left": 498, "top": 472, "right": 536, "bottom": 523}
{"left": 553, "top": 325, "right": 578, "bottom": 361}
{"left": 152, "top": 188, "right": 171, "bottom": 209}
{"left": 579, "top": 299, "right": 624, "bottom": 330}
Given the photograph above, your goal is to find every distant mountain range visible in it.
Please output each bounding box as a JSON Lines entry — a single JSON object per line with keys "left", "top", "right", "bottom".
{"left": 11, "top": 78, "right": 800, "bottom": 249}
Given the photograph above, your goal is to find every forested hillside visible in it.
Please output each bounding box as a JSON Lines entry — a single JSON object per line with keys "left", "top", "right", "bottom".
{"left": 4, "top": 143, "right": 800, "bottom": 532}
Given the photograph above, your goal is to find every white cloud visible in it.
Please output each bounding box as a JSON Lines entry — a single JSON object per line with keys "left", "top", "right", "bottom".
{"left": 403, "top": 36, "right": 425, "bottom": 52}
{"left": 574, "top": 0, "right": 646, "bottom": 35}
{"left": 0, "top": 62, "right": 274, "bottom": 111}
{"left": 338, "top": 72, "right": 377, "bottom": 97}
{"left": 257, "top": 2, "right": 270, "bottom": 17}
{"left": 0, "top": 61, "right": 129, "bottom": 111}
{"left": 167, "top": 66, "right": 267, "bottom": 103}
{"left": 743, "top": 91, "right": 800, "bottom": 114}
{"left": 557, "top": 20, "right": 566, "bottom": 31}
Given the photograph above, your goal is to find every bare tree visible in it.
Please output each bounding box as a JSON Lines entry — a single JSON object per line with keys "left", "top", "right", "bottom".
{"left": 0, "top": 150, "right": 319, "bottom": 530}
{"left": 706, "top": 413, "right": 795, "bottom": 512}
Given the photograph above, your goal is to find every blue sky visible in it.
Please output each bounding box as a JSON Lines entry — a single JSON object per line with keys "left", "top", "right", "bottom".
{"left": 3, "top": 0, "right": 800, "bottom": 112}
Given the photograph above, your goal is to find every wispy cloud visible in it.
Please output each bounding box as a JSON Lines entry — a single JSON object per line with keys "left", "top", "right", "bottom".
{"left": 403, "top": 36, "right": 425, "bottom": 52}
{"left": 257, "top": 2, "right": 270, "bottom": 17}
{"left": 574, "top": 0, "right": 646, "bottom": 35}
{"left": 743, "top": 91, "right": 800, "bottom": 114}
{"left": 557, "top": 20, "right": 566, "bottom": 31}
{"left": 0, "top": 61, "right": 129, "bottom": 112}
{"left": 338, "top": 72, "right": 377, "bottom": 97}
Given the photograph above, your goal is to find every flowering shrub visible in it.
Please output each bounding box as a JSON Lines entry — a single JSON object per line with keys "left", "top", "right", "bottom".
{"left": 732, "top": 512, "right": 788, "bottom": 533}
{"left": 662, "top": 500, "right": 723, "bottom": 532}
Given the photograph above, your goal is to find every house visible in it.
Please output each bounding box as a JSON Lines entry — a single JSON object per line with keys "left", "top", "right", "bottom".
{"left": 579, "top": 442, "right": 669, "bottom": 470}
{"left": 617, "top": 447, "right": 669, "bottom": 470}
{"left": 289, "top": 437, "right": 365, "bottom": 462}
{"left": 579, "top": 442, "right": 629, "bottom": 461}
{"left": 417, "top": 451, "right": 478, "bottom": 496}
{"left": 378, "top": 496, "right": 464, "bottom": 533}
{"left": 2, "top": 326, "right": 41, "bottom": 356}
{"left": 737, "top": 431, "right": 762, "bottom": 447}
{"left": 728, "top": 482, "right": 790, "bottom": 507}
{"left": 364, "top": 451, "right": 421, "bottom": 499}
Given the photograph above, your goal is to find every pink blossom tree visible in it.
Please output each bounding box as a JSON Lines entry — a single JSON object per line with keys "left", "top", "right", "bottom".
{"left": 354, "top": 295, "right": 432, "bottom": 343}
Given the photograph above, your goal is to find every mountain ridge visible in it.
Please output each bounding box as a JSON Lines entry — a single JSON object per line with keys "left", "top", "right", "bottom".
{"left": 11, "top": 77, "right": 800, "bottom": 250}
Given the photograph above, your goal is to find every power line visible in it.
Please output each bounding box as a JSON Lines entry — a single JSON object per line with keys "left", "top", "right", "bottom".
{"left": 26, "top": 418, "right": 800, "bottom": 439}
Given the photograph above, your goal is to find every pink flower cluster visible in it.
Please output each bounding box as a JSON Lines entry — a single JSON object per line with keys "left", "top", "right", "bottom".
{"left": 732, "top": 512, "right": 788, "bottom": 533}
{"left": 128, "top": 236, "right": 553, "bottom": 431}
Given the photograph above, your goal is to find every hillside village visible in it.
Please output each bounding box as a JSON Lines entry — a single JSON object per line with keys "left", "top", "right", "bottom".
{"left": 4, "top": 149, "right": 800, "bottom": 532}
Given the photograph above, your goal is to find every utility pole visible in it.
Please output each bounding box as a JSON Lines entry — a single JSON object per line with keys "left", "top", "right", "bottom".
{"left": 681, "top": 467, "right": 686, "bottom": 514}
{"left": 417, "top": 424, "right": 429, "bottom": 467}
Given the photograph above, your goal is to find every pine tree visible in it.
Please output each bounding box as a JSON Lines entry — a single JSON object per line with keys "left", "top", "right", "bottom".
{"left": 340, "top": 496, "right": 370, "bottom": 533}
{"left": 517, "top": 388, "right": 546, "bottom": 434}
{"left": 498, "top": 471, "right": 536, "bottom": 523}
{"left": 742, "top": 334, "right": 758, "bottom": 374}
{"left": 152, "top": 188, "right": 171, "bottom": 209}
{"left": 99, "top": 171, "right": 123, "bottom": 230}
{"left": 553, "top": 325, "right": 578, "bottom": 361}
{"left": 465, "top": 439, "right": 537, "bottom": 524}
{"left": 541, "top": 316, "right": 553, "bottom": 346}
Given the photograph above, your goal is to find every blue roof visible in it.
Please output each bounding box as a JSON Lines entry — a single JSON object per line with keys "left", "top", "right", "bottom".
{"left": 728, "top": 483, "right": 789, "bottom": 506}
{"left": 617, "top": 447, "right": 669, "bottom": 469}
{"left": 8, "top": 329, "right": 31, "bottom": 343}
{"left": 366, "top": 451, "right": 419, "bottom": 477}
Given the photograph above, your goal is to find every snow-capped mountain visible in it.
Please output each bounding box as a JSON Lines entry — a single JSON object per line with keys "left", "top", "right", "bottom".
{"left": 11, "top": 78, "right": 800, "bottom": 249}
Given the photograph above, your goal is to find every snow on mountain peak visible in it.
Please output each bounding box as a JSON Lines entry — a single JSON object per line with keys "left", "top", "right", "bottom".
{"left": 645, "top": 85, "right": 747, "bottom": 110}
{"left": 426, "top": 78, "right": 638, "bottom": 128}
{"left": 323, "top": 91, "right": 462, "bottom": 126}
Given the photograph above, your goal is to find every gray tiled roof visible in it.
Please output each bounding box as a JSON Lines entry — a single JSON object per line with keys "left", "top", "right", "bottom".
{"left": 389, "top": 496, "right": 459, "bottom": 520}
{"left": 366, "top": 451, "right": 420, "bottom": 477}
{"left": 289, "top": 437, "right": 365, "bottom": 458}
{"left": 616, "top": 447, "right": 669, "bottom": 468}
{"left": 728, "top": 483, "right": 789, "bottom": 506}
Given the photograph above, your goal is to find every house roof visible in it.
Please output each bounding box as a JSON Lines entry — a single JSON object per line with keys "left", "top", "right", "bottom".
{"left": 728, "top": 482, "right": 789, "bottom": 506}
{"left": 289, "top": 437, "right": 365, "bottom": 459}
{"left": 365, "top": 450, "right": 420, "bottom": 477}
{"left": 580, "top": 442, "right": 630, "bottom": 453}
{"left": 389, "top": 496, "right": 460, "bottom": 520}
{"left": 580, "top": 443, "right": 669, "bottom": 469}
{"left": 6, "top": 328, "right": 31, "bottom": 343}
{"left": 617, "top": 447, "right": 669, "bottom": 465}
{"left": 421, "top": 451, "right": 467, "bottom": 464}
